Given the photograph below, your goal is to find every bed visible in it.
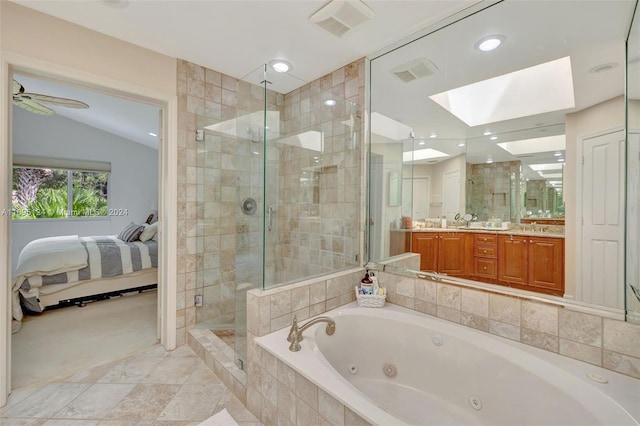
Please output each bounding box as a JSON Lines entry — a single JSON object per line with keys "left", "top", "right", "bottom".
{"left": 12, "top": 230, "right": 158, "bottom": 325}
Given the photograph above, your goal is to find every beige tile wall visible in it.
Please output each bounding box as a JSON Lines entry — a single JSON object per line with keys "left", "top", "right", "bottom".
{"left": 245, "top": 267, "right": 368, "bottom": 426}
{"left": 176, "top": 59, "right": 283, "bottom": 344}
{"left": 275, "top": 60, "right": 365, "bottom": 284}
{"left": 380, "top": 271, "right": 640, "bottom": 379}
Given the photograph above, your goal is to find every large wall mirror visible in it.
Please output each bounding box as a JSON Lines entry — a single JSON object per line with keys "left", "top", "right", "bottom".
{"left": 368, "top": 0, "right": 638, "bottom": 318}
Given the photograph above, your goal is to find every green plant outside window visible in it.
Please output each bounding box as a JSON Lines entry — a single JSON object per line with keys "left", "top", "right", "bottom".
{"left": 11, "top": 167, "right": 108, "bottom": 219}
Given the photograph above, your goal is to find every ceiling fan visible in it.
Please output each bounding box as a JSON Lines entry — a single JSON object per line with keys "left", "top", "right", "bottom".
{"left": 12, "top": 79, "right": 89, "bottom": 116}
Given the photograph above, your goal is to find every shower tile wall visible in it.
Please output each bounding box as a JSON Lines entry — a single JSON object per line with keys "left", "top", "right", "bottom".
{"left": 176, "top": 60, "right": 282, "bottom": 344}
{"left": 176, "top": 58, "right": 366, "bottom": 344}
{"left": 466, "top": 161, "right": 520, "bottom": 221}
{"left": 274, "top": 60, "right": 365, "bottom": 284}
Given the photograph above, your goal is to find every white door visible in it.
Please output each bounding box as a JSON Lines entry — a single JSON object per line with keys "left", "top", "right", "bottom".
{"left": 580, "top": 130, "right": 625, "bottom": 308}
{"left": 412, "top": 177, "right": 430, "bottom": 220}
{"left": 443, "top": 171, "right": 461, "bottom": 221}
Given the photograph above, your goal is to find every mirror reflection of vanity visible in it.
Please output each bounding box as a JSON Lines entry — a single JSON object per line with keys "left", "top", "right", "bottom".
{"left": 369, "top": 0, "right": 638, "bottom": 317}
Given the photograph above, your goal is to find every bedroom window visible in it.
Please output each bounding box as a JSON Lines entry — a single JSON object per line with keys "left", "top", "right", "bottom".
{"left": 11, "top": 157, "right": 110, "bottom": 220}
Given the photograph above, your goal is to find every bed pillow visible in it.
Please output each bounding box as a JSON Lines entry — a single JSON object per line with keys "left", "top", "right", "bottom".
{"left": 139, "top": 222, "right": 158, "bottom": 242}
{"left": 118, "top": 222, "right": 144, "bottom": 242}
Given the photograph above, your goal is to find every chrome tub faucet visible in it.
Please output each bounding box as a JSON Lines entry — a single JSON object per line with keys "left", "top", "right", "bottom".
{"left": 287, "top": 315, "right": 336, "bottom": 352}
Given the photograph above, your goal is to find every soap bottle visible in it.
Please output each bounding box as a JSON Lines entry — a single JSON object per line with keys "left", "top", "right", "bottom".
{"left": 361, "top": 270, "right": 373, "bottom": 294}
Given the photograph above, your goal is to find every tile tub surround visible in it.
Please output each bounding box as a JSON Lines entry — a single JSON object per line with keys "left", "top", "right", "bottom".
{"left": 245, "top": 267, "right": 367, "bottom": 426}
{"left": 377, "top": 270, "right": 640, "bottom": 380}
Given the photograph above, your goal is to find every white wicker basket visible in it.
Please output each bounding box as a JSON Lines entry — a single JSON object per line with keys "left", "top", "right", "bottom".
{"left": 355, "top": 286, "right": 386, "bottom": 308}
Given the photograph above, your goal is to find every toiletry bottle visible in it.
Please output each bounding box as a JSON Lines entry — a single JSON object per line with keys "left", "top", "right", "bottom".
{"left": 361, "top": 270, "right": 373, "bottom": 294}
{"left": 370, "top": 272, "right": 379, "bottom": 294}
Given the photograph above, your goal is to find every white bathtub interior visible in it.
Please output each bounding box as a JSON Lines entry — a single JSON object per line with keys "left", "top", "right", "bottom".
{"left": 256, "top": 303, "right": 640, "bottom": 426}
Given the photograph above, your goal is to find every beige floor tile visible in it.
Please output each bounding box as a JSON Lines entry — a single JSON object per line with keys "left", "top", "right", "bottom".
{"left": 140, "top": 357, "right": 200, "bottom": 385}
{"left": 157, "top": 383, "right": 228, "bottom": 422}
{"left": 4, "top": 383, "right": 91, "bottom": 418}
{"left": 106, "top": 384, "right": 181, "bottom": 420}
{"left": 51, "top": 384, "right": 136, "bottom": 419}
{"left": 97, "top": 356, "right": 165, "bottom": 384}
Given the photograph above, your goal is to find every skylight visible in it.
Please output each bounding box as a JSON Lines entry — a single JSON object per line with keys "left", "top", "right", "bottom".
{"left": 497, "top": 135, "right": 566, "bottom": 156}
{"left": 529, "top": 163, "right": 564, "bottom": 171}
{"left": 403, "top": 148, "right": 449, "bottom": 162}
{"left": 429, "top": 56, "right": 575, "bottom": 127}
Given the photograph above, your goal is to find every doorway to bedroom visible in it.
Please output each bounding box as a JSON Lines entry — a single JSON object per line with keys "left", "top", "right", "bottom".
{"left": 9, "top": 72, "right": 163, "bottom": 389}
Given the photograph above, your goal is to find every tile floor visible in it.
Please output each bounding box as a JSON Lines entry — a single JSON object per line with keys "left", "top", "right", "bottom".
{"left": 0, "top": 344, "right": 261, "bottom": 425}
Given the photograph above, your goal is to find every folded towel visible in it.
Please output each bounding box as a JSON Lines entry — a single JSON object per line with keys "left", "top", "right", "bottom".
{"left": 198, "top": 408, "right": 239, "bottom": 426}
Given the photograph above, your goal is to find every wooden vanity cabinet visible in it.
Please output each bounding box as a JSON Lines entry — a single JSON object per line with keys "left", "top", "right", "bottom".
{"left": 497, "top": 234, "right": 564, "bottom": 296}
{"left": 412, "top": 232, "right": 439, "bottom": 272}
{"left": 527, "top": 237, "right": 564, "bottom": 294}
{"left": 412, "top": 232, "right": 470, "bottom": 277}
{"left": 473, "top": 233, "right": 498, "bottom": 282}
{"left": 497, "top": 235, "right": 529, "bottom": 285}
{"left": 438, "top": 232, "right": 471, "bottom": 277}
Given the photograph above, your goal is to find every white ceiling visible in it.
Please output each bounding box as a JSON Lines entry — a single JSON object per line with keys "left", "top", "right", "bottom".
{"left": 11, "top": 0, "right": 477, "bottom": 91}
{"left": 9, "top": 0, "right": 638, "bottom": 161}
{"left": 9, "top": 0, "right": 480, "bottom": 147}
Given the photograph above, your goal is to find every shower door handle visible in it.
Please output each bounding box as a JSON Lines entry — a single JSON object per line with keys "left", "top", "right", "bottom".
{"left": 268, "top": 205, "right": 273, "bottom": 231}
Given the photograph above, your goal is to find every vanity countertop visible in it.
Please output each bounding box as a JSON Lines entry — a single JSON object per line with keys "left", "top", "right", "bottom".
{"left": 393, "top": 227, "right": 565, "bottom": 238}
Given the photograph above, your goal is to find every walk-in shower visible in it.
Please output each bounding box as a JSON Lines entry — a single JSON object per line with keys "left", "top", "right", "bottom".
{"left": 191, "top": 63, "right": 361, "bottom": 367}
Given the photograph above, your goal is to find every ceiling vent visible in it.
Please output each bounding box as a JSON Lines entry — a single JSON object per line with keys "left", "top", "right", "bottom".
{"left": 310, "top": 0, "right": 375, "bottom": 37}
{"left": 392, "top": 58, "right": 438, "bottom": 83}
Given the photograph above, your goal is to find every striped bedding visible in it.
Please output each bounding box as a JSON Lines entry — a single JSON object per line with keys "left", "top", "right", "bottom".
{"left": 13, "top": 236, "right": 157, "bottom": 320}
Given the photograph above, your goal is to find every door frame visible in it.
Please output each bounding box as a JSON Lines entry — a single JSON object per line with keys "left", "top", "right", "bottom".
{"left": 575, "top": 126, "right": 625, "bottom": 306}
{"left": 1, "top": 53, "right": 178, "bottom": 406}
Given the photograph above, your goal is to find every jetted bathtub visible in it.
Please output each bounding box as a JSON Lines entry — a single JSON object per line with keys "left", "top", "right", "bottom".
{"left": 256, "top": 302, "right": 640, "bottom": 425}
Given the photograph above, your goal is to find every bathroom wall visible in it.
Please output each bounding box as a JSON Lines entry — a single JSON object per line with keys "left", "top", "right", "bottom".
{"left": 276, "top": 61, "right": 364, "bottom": 284}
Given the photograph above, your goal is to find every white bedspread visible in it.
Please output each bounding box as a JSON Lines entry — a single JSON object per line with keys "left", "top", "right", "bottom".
{"left": 12, "top": 235, "right": 88, "bottom": 321}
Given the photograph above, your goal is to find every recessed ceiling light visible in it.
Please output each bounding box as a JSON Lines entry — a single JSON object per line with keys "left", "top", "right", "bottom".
{"left": 554, "top": 152, "right": 562, "bottom": 156}
{"left": 486, "top": 159, "right": 494, "bottom": 164}
{"left": 483, "top": 131, "right": 492, "bottom": 136}
{"left": 269, "top": 59, "right": 292, "bottom": 73}
{"left": 589, "top": 63, "right": 619, "bottom": 74}
{"left": 474, "top": 34, "right": 506, "bottom": 52}
{"left": 490, "top": 136, "right": 498, "bottom": 140}
{"left": 429, "top": 133, "right": 437, "bottom": 138}
{"left": 324, "top": 99, "right": 337, "bottom": 106}
{"left": 148, "top": 132, "right": 158, "bottom": 137}
{"left": 458, "top": 143, "right": 465, "bottom": 147}
{"left": 418, "top": 141, "right": 426, "bottom": 145}
{"left": 557, "top": 158, "right": 565, "bottom": 162}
